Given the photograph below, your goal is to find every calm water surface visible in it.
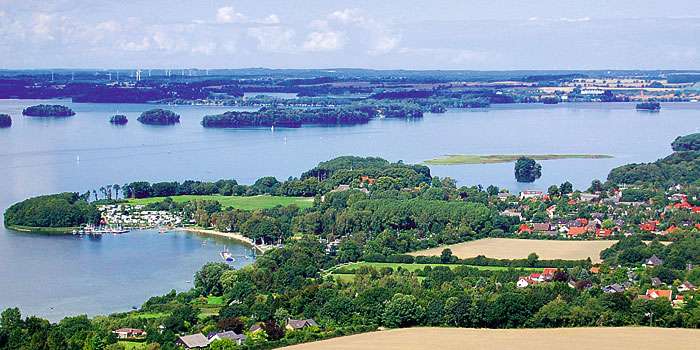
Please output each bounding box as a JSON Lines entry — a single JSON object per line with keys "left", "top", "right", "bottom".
{"left": 0, "top": 99, "right": 698, "bottom": 320}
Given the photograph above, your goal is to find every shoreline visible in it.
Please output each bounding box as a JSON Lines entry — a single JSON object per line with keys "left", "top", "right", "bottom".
{"left": 175, "top": 227, "right": 267, "bottom": 253}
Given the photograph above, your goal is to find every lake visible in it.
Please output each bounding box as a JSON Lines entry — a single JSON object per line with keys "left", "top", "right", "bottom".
{"left": 1, "top": 99, "right": 699, "bottom": 320}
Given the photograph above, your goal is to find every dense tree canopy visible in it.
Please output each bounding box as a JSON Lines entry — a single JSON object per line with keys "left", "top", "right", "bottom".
{"left": 671, "top": 133, "right": 700, "bottom": 152}
{"left": 4, "top": 192, "right": 100, "bottom": 228}
{"left": 21, "top": 104, "right": 75, "bottom": 117}
{"left": 514, "top": 157, "right": 542, "bottom": 182}
{"left": 137, "top": 109, "right": 180, "bottom": 125}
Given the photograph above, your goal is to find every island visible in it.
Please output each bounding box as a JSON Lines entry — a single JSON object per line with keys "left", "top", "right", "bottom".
{"left": 137, "top": 108, "right": 180, "bottom": 125}
{"left": 424, "top": 154, "right": 614, "bottom": 165}
{"left": 109, "top": 114, "right": 128, "bottom": 125}
{"left": 201, "top": 104, "right": 422, "bottom": 128}
{"left": 0, "top": 113, "right": 11, "bottom": 127}
{"left": 21, "top": 104, "right": 75, "bottom": 117}
{"left": 636, "top": 101, "right": 661, "bottom": 111}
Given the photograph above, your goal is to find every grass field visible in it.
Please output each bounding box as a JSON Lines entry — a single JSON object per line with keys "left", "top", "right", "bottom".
{"left": 278, "top": 327, "right": 700, "bottom": 350}
{"left": 117, "top": 341, "right": 146, "bottom": 350}
{"left": 424, "top": 154, "right": 613, "bottom": 165}
{"left": 207, "top": 295, "right": 224, "bottom": 305}
{"left": 409, "top": 238, "right": 616, "bottom": 263}
{"left": 127, "top": 194, "right": 314, "bottom": 210}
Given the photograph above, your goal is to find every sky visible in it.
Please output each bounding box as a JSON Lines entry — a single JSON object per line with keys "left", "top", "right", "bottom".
{"left": 0, "top": 0, "right": 699, "bottom": 70}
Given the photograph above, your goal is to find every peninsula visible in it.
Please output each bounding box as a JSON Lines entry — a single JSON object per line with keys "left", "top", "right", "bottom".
{"left": 425, "top": 154, "right": 614, "bottom": 165}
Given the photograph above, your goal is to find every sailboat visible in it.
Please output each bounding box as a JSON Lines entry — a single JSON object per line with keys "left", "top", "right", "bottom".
{"left": 220, "top": 247, "right": 234, "bottom": 262}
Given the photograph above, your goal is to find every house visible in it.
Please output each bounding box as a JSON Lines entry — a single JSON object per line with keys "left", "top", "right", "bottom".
{"left": 678, "top": 281, "right": 697, "bottom": 293}
{"left": 208, "top": 331, "right": 246, "bottom": 345}
{"left": 112, "top": 328, "right": 146, "bottom": 339}
{"left": 500, "top": 209, "right": 523, "bottom": 221}
{"left": 529, "top": 273, "right": 544, "bottom": 282}
{"left": 517, "top": 276, "right": 537, "bottom": 288}
{"left": 650, "top": 277, "right": 663, "bottom": 287}
{"left": 285, "top": 318, "right": 318, "bottom": 331}
{"left": 542, "top": 268, "right": 558, "bottom": 279}
{"left": 639, "top": 221, "right": 659, "bottom": 232}
{"left": 532, "top": 223, "right": 552, "bottom": 232}
{"left": 596, "top": 228, "right": 613, "bottom": 238}
{"left": 566, "top": 226, "right": 587, "bottom": 237}
{"left": 644, "top": 255, "right": 664, "bottom": 267}
{"left": 176, "top": 334, "right": 209, "bottom": 349}
{"left": 602, "top": 283, "right": 625, "bottom": 293}
{"left": 579, "top": 193, "right": 600, "bottom": 202}
{"left": 360, "top": 176, "right": 376, "bottom": 186}
{"left": 249, "top": 324, "right": 263, "bottom": 333}
{"left": 590, "top": 266, "right": 600, "bottom": 274}
{"left": 640, "top": 289, "right": 673, "bottom": 301}
{"left": 517, "top": 224, "right": 532, "bottom": 234}
{"left": 520, "top": 190, "right": 544, "bottom": 200}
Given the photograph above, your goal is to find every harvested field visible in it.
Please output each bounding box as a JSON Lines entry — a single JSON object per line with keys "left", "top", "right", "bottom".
{"left": 409, "top": 238, "right": 617, "bottom": 263}
{"left": 279, "top": 327, "right": 700, "bottom": 350}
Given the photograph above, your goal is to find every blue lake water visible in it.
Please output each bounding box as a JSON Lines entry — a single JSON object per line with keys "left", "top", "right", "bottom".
{"left": 0, "top": 99, "right": 699, "bottom": 320}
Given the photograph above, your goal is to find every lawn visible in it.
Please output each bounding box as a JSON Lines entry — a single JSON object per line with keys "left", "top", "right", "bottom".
{"left": 424, "top": 154, "right": 613, "bottom": 165}
{"left": 117, "top": 341, "right": 147, "bottom": 350}
{"left": 127, "top": 194, "right": 314, "bottom": 210}
{"left": 207, "top": 295, "right": 224, "bottom": 305}
{"left": 131, "top": 311, "right": 169, "bottom": 319}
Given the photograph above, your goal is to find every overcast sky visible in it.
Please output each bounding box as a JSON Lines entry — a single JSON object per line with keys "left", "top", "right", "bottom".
{"left": 1, "top": 0, "right": 699, "bottom": 70}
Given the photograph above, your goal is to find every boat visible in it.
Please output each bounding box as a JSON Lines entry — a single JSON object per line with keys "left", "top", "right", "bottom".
{"left": 220, "top": 249, "right": 234, "bottom": 262}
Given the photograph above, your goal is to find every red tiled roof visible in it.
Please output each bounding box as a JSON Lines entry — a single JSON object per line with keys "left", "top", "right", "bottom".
{"left": 567, "top": 226, "right": 587, "bottom": 236}
{"left": 645, "top": 289, "right": 672, "bottom": 301}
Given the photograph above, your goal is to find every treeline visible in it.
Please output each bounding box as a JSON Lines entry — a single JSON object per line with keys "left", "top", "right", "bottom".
{"left": 3, "top": 192, "right": 100, "bottom": 229}
{"left": 356, "top": 251, "right": 591, "bottom": 269}
{"left": 607, "top": 151, "right": 700, "bottom": 186}
{"left": 201, "top": 103, "right": 423, "bottom": 128}
{"left": 21, "top": 104, "right": 75, "bottom": 117}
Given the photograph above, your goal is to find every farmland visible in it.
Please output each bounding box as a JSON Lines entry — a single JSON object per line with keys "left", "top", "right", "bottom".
{"left": 279, "top": 327, "right": 700, "bottom": 350}
{"left": 410, "top": 238, "right": 617, "bottom": 263}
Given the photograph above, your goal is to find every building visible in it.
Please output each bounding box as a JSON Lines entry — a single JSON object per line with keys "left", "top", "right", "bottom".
{"left": 639, "top": 289, "right": 673, "bottom": 301}
{"left": 208, "top": 331, "right": 246, "bottom": 345}
{"left": 112, "top": 328, "right": 146, "bottom": 339}
{"left": 520, "top": 190, "right": 544, "bottom": 200}
{"left": 176, "top": 334, "right": 209, "bottom": 349}
{"left": 678, "top": 281, "right": 697, "bottom": 293}
{"left": 285, "top": 318, "right": 319, "bottom": 331}
{"left": 644, "top": 255, "right": 664, "bottom": 267}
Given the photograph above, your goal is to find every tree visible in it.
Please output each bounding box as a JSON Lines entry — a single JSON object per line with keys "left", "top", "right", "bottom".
{"left": 194, "top": 262, "right": 231, "bottom": 296}
{"left": 261, "top": 320, "right": 285, "bottom": 341}
{"left": 559, "top": 181, "right": 573, "bottom": 195}
{"left": 588, "top": 179, "right": 604, "bottom": 192}
{"left": 382, "top": 294, "right": 424, "bottom": 328}
{"left": 440, "top": 248, "right": 453, "bottom": 263}
{"left": 527, "top": 252, "right": 539, "bottom": 267}
{"left": 217, "top": 317, "right": 244, "bottom": 333}
{"left": 514, "top": 157, "right": 542, "bottom": 182}
{"left": 547, "top": 185, "right": 560, "bottom": 197}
